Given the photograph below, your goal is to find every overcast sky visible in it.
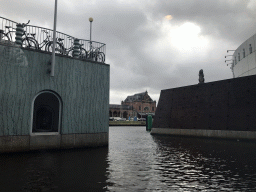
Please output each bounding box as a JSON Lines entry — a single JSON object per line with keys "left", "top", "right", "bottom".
{"left": 1, "top": 0, "right": 256, "bottom": 105}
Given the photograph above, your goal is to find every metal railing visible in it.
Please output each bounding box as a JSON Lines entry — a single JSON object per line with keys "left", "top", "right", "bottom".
{"left": 0, "top": 16, "right": 106, "bottom": 63}
{"left": 0, "top": 16, "right": 17, "bottom": 43}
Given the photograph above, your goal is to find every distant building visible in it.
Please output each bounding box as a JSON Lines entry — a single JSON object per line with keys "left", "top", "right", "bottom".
{"left": 230, "top": 33, "right": 256, "bottom": 78}
{"left": 109, "top": 91, "right": 157, "bottom": 119}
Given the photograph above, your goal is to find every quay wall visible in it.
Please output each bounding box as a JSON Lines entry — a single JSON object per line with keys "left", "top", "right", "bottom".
{"left": 0, "top": 43, "right": 109, "bottom": 152}
{"left": 152, "top": 74, "right": 256, "bottom": 140}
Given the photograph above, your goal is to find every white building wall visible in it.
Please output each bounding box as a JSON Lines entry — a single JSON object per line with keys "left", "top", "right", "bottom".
{"left": 232, "top": 34, "right": 256, "bottom": 78}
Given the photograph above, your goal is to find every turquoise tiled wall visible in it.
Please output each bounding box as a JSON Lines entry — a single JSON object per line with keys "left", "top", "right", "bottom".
{"left": 0, "top": 44, "right": 109, "bottom": 135}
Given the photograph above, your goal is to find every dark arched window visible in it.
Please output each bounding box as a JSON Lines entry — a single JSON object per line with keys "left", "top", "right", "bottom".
{"left": 32, "top": 91, "right": 61, "bottom": 133}
{"left": 144, "top": 107, "right": 149, "bottom": 111}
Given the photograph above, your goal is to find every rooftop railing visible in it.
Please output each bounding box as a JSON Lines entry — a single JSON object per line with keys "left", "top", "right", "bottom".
{"left": 0, "top": 16, "right": 106, "bottom": 63}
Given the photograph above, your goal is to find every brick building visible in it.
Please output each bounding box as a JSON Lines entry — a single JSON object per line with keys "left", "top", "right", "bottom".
{"left": 109, "top": 91, "right": 157, "bottom": 119}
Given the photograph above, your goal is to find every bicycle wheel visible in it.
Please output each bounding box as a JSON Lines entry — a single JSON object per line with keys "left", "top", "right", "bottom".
{"left": 45, "top": 41, "right": 52, "bottom": 52}
{"left": 95, "top": 52, "right": 105, "bottom": 63}
{"left": 22, "top": 37, "right": 39, "bottom": 49}
{"left": 46, "top": 41, "right": 63, "bottom": 54}
{"left": 1, "top": 33, "right": 10, "bottom": 42}
{"left": 80, "top": 48, "right": 87, "bottom": 59}
{"left": 67, "top": 48, "right": 73, "bottom": 57}
{"left": 88, "top": 52, "right": 95, "bottom": 59}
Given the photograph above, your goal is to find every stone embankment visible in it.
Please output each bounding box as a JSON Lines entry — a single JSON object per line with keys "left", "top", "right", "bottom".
{"left": 109, "top": 121, "right": 146, "bottom": 126}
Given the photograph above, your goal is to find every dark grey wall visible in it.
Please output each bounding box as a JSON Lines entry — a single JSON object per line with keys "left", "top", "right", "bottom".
{"left": 153, "top": 75, "right": 256, "bottom": 131}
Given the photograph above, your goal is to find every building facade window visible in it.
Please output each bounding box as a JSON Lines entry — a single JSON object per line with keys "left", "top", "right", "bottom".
{"left": 139, "top": 106, "right": 141, "bottom": 110}
{"left": 238, "top": 53, "right": 240, "bottom": 61}
{"left": 144, "top": 107, "right": 149, "bottom": 111}
{"left": 249, "top": 44, "right": 252, "bottom": 54}
{"left": 234, "top": 56, "right": 237, "bottom": 65}
{"left": 243, "top": 49, "right": 245, "bottom": 58}
{"left": 152, "top": 107, "right": 154, "bottom": 111}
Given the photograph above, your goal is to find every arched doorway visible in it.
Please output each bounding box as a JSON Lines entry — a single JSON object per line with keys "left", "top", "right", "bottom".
{"left": 32, "top": 91, "right": 62, "bottom": 133}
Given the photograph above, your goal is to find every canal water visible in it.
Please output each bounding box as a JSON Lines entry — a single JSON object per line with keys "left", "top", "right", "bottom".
{"left": 1, "top": 126, "right": 256, "bottom": 191}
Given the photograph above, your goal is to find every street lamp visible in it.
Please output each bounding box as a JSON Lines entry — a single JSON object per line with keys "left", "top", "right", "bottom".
{"left": 89, "top": 17, "right": 93, "bottom": 53}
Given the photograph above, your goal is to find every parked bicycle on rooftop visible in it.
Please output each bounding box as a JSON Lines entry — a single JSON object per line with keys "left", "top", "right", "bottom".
{"left": 86, "top": 46, "right": 105, "bottom": 63}
{"left": 0, "top": 16, "right": 106, "bottom": 63}
{"left": 0, "top": 25, "right": 16, "bottom": 42}
{"left": 21, "top": 20, "right": 39, "bottom": 49}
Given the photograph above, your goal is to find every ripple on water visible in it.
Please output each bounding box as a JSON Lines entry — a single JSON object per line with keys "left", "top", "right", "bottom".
{"left": 107, "top": 127, "right": 256, "bottom": 191}
{"left": 0, "top": 126, "right": 256, "bottom": 191}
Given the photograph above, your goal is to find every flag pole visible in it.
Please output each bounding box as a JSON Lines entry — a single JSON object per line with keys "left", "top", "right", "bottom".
{"left": 51, "top": 0, "right": 58, "bottom": 77}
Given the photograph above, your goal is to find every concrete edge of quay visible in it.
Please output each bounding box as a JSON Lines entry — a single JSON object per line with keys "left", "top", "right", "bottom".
{"left": 0, "top": 132, "right": 109, "bottom": 153}
{"left": 150, "top": 128, "right": 256, "bottom": 140}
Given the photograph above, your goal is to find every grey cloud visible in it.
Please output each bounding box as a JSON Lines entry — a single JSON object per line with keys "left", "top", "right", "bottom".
{"left": 144, "top": 0, "right": 256, "bottom": 43}
{"left": 0, "top": 0, "right": 252, "bottom": 103}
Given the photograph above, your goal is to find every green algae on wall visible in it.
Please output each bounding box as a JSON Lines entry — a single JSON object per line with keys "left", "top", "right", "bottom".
{"left": 0, "top": 43, "right": 109, "bottom": 136}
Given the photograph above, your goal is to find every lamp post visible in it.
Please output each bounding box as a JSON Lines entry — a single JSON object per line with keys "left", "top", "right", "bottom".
{"left": 89, "top": 17, "right": 93, "bottom": 54}
{"left": 51, "top": 0, "right": 58, "bottom": 77}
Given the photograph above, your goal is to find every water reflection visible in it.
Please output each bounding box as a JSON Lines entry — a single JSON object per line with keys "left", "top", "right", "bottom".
{"left": 152, "top": 135, "right": 256, "bottom": 191}
{"left": 107, "top": 126, "right": 159, "bottom": 191}
{"left": 0, "top": 148, "right": 110, "bottom": 191}
{"left": 107, "top": 127, "right": 256, "bottom": 191}
{"left": 1, "top": 127, "right": 256, "bottom": 191}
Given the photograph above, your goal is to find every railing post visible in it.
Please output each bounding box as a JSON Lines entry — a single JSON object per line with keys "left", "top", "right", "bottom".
{"left": 73, "top": 38, "right": 80, "bottom": 58}
{"left": 15, "top": 23, "right": 24, "bottom": 46}
{"left": 0, "top": 30, "right": 3, "bottom": 40}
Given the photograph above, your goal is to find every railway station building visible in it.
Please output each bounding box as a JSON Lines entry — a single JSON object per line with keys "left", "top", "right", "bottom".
{"left": 109, "top": 91, "right": 157, "bottom": 119}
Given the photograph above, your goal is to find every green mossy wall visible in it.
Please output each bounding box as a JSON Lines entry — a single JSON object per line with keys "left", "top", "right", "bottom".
{"left": 0, "top": 43, "right": 109, "bottom": 135}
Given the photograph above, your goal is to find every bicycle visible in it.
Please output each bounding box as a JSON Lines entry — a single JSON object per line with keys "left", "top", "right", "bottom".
{"left": 0, "top": 25, "right": 16, "bottom": 42}
{"left": 46, "top": 37, "right": 87, "bottom": 58}
{"left": 37, "top": 30, "right": 52, "bottom": 51}
{"left": 45, "top": 37, "right": 69, "bottom": 55}
{"left": 86, "top": 47, "right": 105, "bottom": 63}
{"left": 19, "top": 20, "right": 38, "bottom": 49}
{"left": 25, "top": 30, "right": 59, "bottom": 52}
{"left": 22, "top": 32, "right": 38, "bottom": 49}
{"left": 67, "top": 43, "right": 87, "bottom": 58}
{"left": 0, "top": 20, "right": 38, "bottom": 49}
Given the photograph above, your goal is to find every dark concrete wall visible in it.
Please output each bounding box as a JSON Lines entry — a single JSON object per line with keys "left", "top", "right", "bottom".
{"left": 153, "top": 75, "right": 256, "bottom": 131}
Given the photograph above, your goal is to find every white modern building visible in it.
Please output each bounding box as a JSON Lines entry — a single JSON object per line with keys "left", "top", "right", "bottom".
{"left": 231, "top": 34, "right": 256, "bottom": 77}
